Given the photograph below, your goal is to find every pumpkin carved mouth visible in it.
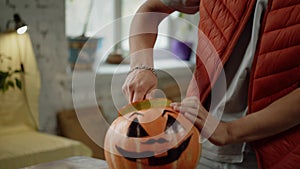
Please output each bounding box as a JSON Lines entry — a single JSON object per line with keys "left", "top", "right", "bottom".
{"left": 115, "top": 135, "right": 192, "bottom": 166}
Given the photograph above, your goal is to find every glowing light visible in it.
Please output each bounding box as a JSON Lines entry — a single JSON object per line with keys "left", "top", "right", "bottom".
{"left": 17, "top": 26, "right": 27, "bottom": 34}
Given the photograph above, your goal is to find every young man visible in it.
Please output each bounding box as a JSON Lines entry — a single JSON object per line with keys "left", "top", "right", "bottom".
{"left": 122, "top": 0, "right": 300, "bottom": 168}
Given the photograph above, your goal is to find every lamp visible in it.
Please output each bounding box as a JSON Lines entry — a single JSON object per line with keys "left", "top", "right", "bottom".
{"left": 14, "top": 14, "right": 28, "bottom": 34}
{"left": 6, "top": 13, "right": 28, "bottom": 34}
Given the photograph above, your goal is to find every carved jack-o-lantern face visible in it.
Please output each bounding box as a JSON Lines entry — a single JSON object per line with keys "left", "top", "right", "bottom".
{"left": 104, "top": 99, "right": 201, "bottom": 169}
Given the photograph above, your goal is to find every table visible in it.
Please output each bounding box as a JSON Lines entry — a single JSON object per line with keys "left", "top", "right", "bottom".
{"left": 22, "top": 156, "right": 109, "bottom": 169}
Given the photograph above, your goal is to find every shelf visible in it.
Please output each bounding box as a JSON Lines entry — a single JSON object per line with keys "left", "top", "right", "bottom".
{"left": 95, "top": 59, "right": 194, "bottom": 75}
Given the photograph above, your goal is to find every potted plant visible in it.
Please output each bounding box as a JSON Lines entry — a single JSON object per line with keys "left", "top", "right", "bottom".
{"left": 0, "top": 53, "right": 23, "bottom": 93}
{"left": 170, "top": 12, "right": 195, "bottom": 61}
{"left": 67, "top": 0, "right": 103, "bottom": 70}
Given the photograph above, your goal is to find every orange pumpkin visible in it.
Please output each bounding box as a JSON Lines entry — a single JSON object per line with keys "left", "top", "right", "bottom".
{"left": 104, "top": 99, "right": 201, "bottom": 169}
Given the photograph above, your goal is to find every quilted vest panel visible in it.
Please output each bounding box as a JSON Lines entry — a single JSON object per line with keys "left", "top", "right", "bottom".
{"left": 187, "top": 0, "right": 300, "bottom": 168}
{"left": 248, "top": 0, "right": 300, "bottom": 168}
{"left": 187, "top": 0, "right": 257, "bottom": 101}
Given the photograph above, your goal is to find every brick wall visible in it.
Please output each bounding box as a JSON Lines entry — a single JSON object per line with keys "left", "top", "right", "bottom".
{"left": 0, "top": 0, "right": 198, "bottom": 134}
{"left": 0, "top": 0, "right": 71, "bottom": 134}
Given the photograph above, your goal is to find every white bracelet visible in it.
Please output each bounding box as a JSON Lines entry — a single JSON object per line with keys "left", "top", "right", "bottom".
{"left": 128, "top": 65, "right": 157, "bottom": 77}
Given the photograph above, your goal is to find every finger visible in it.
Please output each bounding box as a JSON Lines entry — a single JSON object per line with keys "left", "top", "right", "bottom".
{"left": 181, "top": 98, "right": 200, "bottom": 109}
{"left": 123, "top": 83, "right": 133, "bottom": 103}
{"left": 171, "top": 97, "right": 199, "bottom": 109}
{"left": 129, "top": 90, "right": 134, "bottom": 103}
{"left": 132, "top": 90, "right": 147, "bottom": 102}
{"left": 183, "top": 112, "right": 204, "bottom": 132}
{"left": 170, "top": 102, "right": 181, "bottom": 107}
{"left": 183, "top": 96, "right": 200, "bottom": 102}
{"left": 171, "top": 104, "right": 180, "bottom": 111}
{"left": 145, "top": 90, "right": 155, "bottom": 100}
{"left": 171, "top": 104, "right": 182, "bottom": 112}
{"left": 145, "top": 93, "right": 152, "bottom": 100}
{"left": 176, "top": 106, "right": 198, "bottom": 116}
{"left": 122, "top": 83, "right": 130, "bottom": 102}
{"left": 170, "top": 103, "right": 180, "bottom": 110}
{"left": 123, "top": 76, "right": 136, "bottom": 103}
{"left": 145, "top": 87, "right": 157, "bottom": 100}
{"left": 181, "top": 102, "right": 199, "bottom": 110}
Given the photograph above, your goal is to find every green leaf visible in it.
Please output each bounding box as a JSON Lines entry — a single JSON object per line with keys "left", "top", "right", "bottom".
{"left": 0, "top": 73, "right": 8, "bottom": 88}
{"left": 0, "top": 71, "right": 9, "bottom": 77}
{"left": 0, "top": 79, "right": 4, "bottom": 89}
{"left": 15, "top": 78, "right": 22, "bottom": 90}
{"left": 3, "top": 83, "right": 9, "bottom": 92}
{"left": 7, "top": 80, "right": 14, "bottom": 88}
{"left": 14, "top": 69, "right": 22, "bottom": 73}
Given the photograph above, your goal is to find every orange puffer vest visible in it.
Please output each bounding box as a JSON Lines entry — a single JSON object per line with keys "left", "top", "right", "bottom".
{"left": 187, "top": 0, "right": 300, "bottom": 168}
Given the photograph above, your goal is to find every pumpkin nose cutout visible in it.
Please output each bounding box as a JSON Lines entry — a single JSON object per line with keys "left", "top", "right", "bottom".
{"left": 127, "top": 118, "right": 149, "bottom": 137}
{"left": 165, "top": 115, "right": 185, "bottom": 134}
{"left": 138, "top": 107, "right": 165, "bottom": 124}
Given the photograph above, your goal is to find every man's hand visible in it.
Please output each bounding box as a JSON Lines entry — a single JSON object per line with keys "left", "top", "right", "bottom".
{"left": 122, "top": 69, "right": 157, "bottom": 103}
{"left": 171, "top": 96, "right": 230, "bottom": 146}
{"left": 172, "top": 88, "right": 300, "bottom": 145}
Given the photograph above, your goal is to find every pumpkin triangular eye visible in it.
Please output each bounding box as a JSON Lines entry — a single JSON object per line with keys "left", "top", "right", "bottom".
{"left": 165, "top": 115, "right": 176, "bottom": 130}
{"left": 127, "top": 118, "right": 149, "bottom": 137}
{"left": 165, "top": 115, "right": 185, "bottom": 134}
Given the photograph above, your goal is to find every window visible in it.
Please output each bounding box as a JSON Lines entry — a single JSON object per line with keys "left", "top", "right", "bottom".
{"left": 66, "top": 0, "right": 114, "bottom": 37}
{"left": 66, "top": 0, "right": 173, "bottom": 51}
{"left": 121, "top": 0, "right": 169, "bottom": 50}
{"left": 66, "top": 0, "right": 199, "bottom": 63}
